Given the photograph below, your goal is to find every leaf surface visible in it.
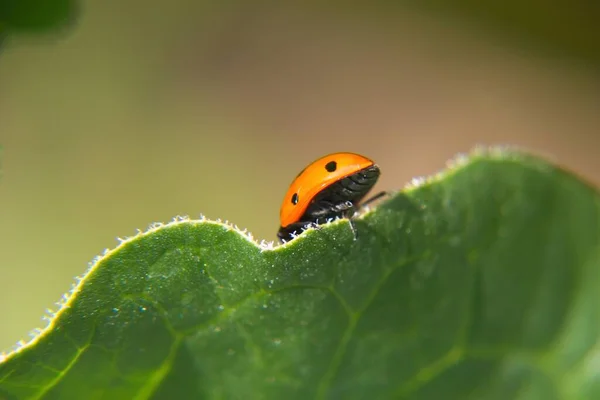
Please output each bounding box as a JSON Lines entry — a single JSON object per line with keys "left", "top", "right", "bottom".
{"left": 1, "top": 150, "right": 599, "bottom": 400}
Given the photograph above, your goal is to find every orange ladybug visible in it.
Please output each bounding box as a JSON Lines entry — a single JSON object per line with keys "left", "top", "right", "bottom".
{"left": 278, "top": 152, "right": 384, "bottom": 242}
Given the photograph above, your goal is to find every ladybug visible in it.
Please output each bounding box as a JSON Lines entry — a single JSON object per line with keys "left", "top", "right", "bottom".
{"left": 277, "top": 152, "right": 385, "bottom": 242}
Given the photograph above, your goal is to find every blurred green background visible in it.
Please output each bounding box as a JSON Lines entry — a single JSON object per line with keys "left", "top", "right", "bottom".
{"left": 1, "top": 0, "right": 599, "bottom": 352}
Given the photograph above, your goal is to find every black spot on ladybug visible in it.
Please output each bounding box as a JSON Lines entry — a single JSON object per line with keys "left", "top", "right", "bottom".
{"left": 325, "top": 161, "right": 337, "bottom": 172}
{"left": 291, "top": 193, "right": 299, "bottom": 205}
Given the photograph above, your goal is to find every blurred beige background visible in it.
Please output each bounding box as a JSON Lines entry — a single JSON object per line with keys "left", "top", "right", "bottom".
{"left": 1, "top": 1, "right": 599, "bottom": 352}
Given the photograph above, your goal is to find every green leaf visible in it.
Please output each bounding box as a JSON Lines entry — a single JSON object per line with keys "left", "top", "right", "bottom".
{"left": 0, "top": 0, "right": 77, "bottom": 35}
{"left": 1, "top": 149, "right": 599, "bottom": 400}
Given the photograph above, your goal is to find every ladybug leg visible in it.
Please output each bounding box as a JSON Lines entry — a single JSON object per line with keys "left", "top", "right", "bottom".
{"left": 306, "top": 221, "right": 322, "bottom": 231}
{"left": 278, "top": 221, "right": 320, "bottom": 242}
{"left": 299, "top": 221, "right": 323, "bottom": 236}
{"left": 361, "top": 191, "right": 389, "bottom": 208}
{"left": 348, "top": 218, "right": 358, "bottom": 241}
{"left": 333, "top": 200, "right": 354, "bottom": 212}
{"left": 333, "top": 200, "right": 359, "bottom": 241}
{"left": 348, "top": 192, "right": 389, "bottom": 242}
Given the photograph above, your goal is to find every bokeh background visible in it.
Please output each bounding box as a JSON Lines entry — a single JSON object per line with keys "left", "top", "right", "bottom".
{"left": 1, "top": 1, "right": 599, "bottom": 352}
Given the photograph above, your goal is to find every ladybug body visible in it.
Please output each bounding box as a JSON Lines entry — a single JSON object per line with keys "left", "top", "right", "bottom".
{"left": 277, "top": 152, "right": 382, "bottom": 242}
